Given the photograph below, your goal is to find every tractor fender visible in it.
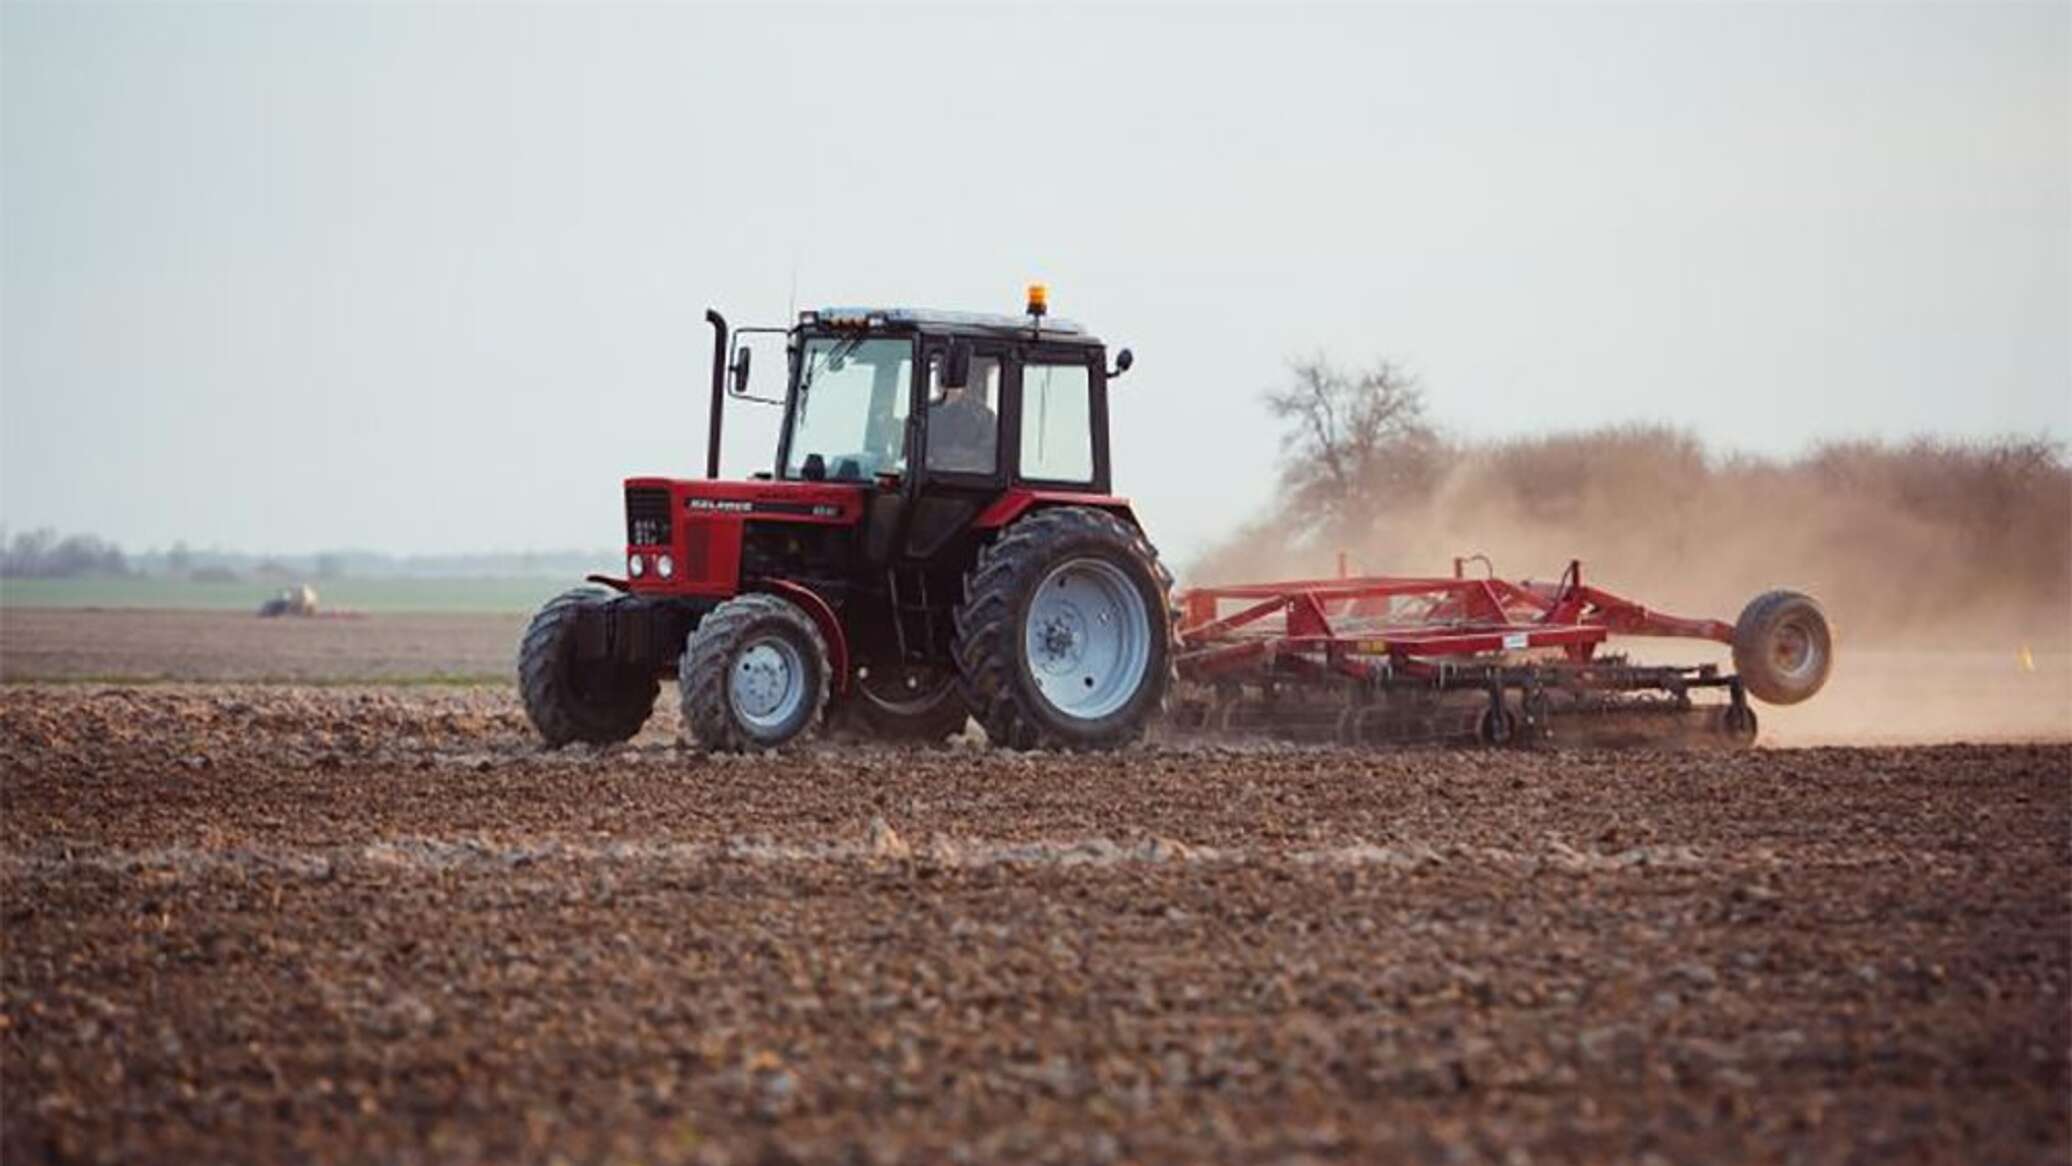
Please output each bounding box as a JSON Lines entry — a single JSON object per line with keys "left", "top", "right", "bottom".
{"left": 973, "top": 489, "right": 1139, "bottom": 531}
{"left": 751, "top": 578, "right": 850, "bottom": 696}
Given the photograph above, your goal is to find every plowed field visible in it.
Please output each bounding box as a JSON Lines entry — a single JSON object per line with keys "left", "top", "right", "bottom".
{"left": 6, "top": 608, "right": 2065, "bottom": 744}
{"left": 3, "top": 684, "right": 2066, "bottom": 1164}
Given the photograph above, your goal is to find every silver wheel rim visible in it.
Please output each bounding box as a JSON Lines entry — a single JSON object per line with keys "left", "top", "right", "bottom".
{"left": 731, "top": 636, "right": 807, "bottom": 730}
{"left": 1024, "top": 557, "right": 1151, "bottom": 721}
{"left": 1772, "top": 621, "right": 1821, "bottom": 680}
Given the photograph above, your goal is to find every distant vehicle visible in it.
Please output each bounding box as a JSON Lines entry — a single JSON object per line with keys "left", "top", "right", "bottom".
{"left": 258, "top": 585, "right": 319, "bottom": 618}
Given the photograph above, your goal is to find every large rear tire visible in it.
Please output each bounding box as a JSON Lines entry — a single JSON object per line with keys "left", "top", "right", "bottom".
{"left": 952, "top": 506, "right": 1177, "bottom": 750}
{"left": 517, "top": 586, "right": 659, "bottom": 746}
{"left": 679, "top": 593, "right": 830, "bottom": 752}
{"left": 1732, "top": 589, "right": 1833, "bottom": 705}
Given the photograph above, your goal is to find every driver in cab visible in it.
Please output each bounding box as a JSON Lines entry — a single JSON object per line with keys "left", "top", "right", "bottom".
{"left": 927, "top": 355, "right": 998, "bottom": 474}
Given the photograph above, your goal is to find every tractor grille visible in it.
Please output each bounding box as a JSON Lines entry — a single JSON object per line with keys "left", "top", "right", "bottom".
{"left": 625, "top": 487, "right": 673, "bottom": 546}
{"left": 680, "top": 521, "right": 712, "bottom": 581}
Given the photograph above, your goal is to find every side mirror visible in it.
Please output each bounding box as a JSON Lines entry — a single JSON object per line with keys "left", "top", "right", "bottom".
{"left": 1110, "top": 348, "right": 1134, "bottom": 378}
{"left": 730, "top": 347, "right": 752, "bottom": 396}
{"left": 943, "top": 341, "right": 973, "bottom": 390}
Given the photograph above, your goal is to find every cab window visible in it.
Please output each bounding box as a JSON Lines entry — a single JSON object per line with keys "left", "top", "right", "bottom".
{"left": 1019, "top": 361, "right": 1094, "bottom": 483}
{"left": 785, "top": 336, "right": 911, "bottom": 481}
{"left": 924, "top": 350, "right": 1002, "bottom": 475}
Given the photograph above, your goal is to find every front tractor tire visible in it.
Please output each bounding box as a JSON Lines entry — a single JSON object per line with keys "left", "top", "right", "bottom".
{"left": 679, "top": 593, "right": 831, "bottom": 752}
{"left": 953, "top": 506, "right": 1177, "bottom": 751}
{"left": 518, "top": 586, "right": 660, "bottom": 747}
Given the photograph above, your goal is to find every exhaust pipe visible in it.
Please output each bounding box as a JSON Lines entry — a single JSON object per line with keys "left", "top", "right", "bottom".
{"left": 704, "top": 309, "right": 728, "bottom": 479}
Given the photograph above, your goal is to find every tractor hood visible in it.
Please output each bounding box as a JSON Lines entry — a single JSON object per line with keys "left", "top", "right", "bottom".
{"left": 619, "top": 476, "right": 865, "bottom": 598}
{"left": 638, "top": 477, "right": 864, "bottom": 524}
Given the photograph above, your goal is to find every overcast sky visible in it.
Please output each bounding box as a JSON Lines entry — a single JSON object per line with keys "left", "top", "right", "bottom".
{"left": 3, "top": 2, "right": 2065, "bottom": 563}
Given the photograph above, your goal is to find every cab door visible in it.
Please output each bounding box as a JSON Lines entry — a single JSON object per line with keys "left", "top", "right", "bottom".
{"left": 901, "top": 337, "right": 1010, "bottom": 559}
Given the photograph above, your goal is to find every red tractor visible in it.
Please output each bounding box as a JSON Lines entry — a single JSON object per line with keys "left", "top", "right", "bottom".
{"left": 518, "top": 288, "right": 1176, "bottom": 752}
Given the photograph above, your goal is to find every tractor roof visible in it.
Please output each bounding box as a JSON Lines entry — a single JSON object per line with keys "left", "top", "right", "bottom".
{"left": 803, "top": 307, "right": 1101, "bottom": 346}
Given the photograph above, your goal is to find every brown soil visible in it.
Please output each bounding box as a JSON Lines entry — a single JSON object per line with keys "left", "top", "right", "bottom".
{"left": 3, "top": 685, "right": 2066, "bottom": 1164}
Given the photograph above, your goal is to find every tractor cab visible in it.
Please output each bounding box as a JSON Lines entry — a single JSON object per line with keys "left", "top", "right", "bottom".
{"left": 772, "top": 302, "right": 1115, "bottom": 492}
{"left": 747, "top": 290, "right": 1133, "bottom": 566}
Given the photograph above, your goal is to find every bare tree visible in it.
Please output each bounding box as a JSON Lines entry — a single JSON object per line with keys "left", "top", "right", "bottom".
{"left": 1264, "top": 357, "right": 1439, "bottom": 537}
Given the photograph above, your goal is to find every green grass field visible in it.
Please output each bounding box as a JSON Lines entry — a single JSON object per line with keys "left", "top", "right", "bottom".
{"left": 0, "top": 576, "right": 573, "bottom": 614}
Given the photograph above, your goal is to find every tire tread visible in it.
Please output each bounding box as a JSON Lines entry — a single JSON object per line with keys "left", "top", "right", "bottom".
{"left": 517, "top": 586, "right": 658, "bottom": 747}
{"left": 1731, "top": 588, "right": 1833, "bottom": 706}
{"left": 950, "top": 506, "right": 1178, "bottom": 751}
{"left": 679, "top": 592, "right": 830, "bottom": 752}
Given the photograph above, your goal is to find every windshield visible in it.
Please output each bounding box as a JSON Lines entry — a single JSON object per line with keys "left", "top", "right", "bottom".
{"left": 784, "top": 336, "right": 913, "bottom": 481}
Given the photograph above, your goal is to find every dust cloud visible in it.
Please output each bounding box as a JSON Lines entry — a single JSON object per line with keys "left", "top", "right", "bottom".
{"left": 1187, "top": 430, "right": 2072, "bottom": 743}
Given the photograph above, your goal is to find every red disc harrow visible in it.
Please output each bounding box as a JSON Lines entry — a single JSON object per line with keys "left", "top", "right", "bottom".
{"left": 1174, "top": 558, "right": 1831, "bottom": 747}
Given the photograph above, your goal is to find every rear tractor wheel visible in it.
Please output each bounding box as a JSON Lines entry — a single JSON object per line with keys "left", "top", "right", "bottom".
{"left": 679, "top": 593, "right": 831, "bottom": 752}
{"left": 1732, "top": 589, "right": 1833, "bottom": 705}
{"left": 517, "top": 586, "right": 660, "bottom": 747}
{"left": 953, "top": 506, "right": 1177, "bottom": 751}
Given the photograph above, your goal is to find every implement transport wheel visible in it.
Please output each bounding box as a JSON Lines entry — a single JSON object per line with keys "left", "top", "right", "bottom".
{"left": 954, "top": 506, "right": 1178, "bottom": 750}
{"left": 1475, "top": 702, "right": 1520, "bottom": 747}
{"left": 517, "top": 586, "right": 659, "bottom": 747}
{"left": 843, "top": 664, "right": 970, "bottom": 742}
{"left": 680, "top": 593, "right": 830, "bottom": 752}
{"left": 1732, "top": 589, "right": 1833, "bottom": 705}
{"left": 1715, "top": 701, "right": 1759, "bottom": 746}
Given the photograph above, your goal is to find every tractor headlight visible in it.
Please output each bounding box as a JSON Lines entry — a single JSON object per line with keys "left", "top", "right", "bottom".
{"left": 657, "top": 554, "right": 675, "bottom": 579}
{"left": 627, "top": 553, "right": 646, "bottom": 577}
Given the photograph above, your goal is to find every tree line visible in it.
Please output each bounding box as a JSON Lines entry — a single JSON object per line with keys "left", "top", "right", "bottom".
{"left": 0, "top": 529, "right": 621, "bottom": 581}
{"left": 0, "top": 529, "right": 130, "bottom": 578}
